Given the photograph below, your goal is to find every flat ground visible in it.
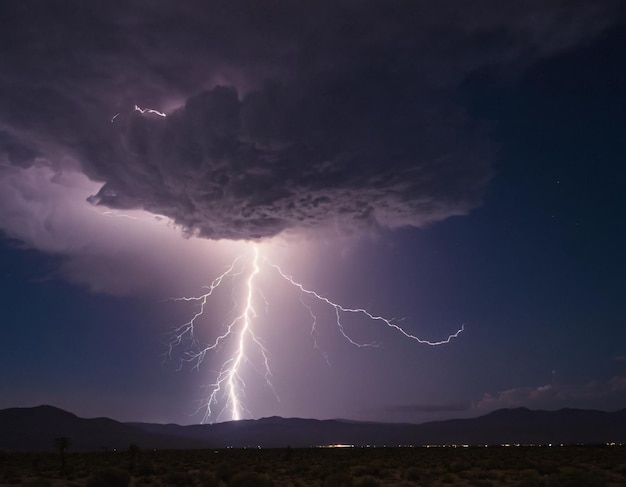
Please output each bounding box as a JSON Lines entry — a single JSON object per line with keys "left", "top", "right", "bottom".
{"left": 1, "top": 445, "right": 625, "bottom": 486}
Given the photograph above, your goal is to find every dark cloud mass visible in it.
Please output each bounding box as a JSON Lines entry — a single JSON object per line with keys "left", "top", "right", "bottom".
{"left": 0, "top": 0, "right": 619, "bottom": 240}
{"left": 87, "top": 84, "right": 490, "bottom": 239}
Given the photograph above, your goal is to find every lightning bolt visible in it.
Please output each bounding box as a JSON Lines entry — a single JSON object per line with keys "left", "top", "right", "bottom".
{"left": 110, "top": 105, "right": 166, "bottom": 123}
{"left": 133, "top": 105, "right": 167, "bottom": 117}
{"left": 167, "top": 244, "right": 464, "bottom": 423}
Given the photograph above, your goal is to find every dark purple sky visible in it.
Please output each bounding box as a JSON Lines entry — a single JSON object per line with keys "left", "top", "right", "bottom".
{"left": 0, "top": 0, "right": 625, "bottom": 425}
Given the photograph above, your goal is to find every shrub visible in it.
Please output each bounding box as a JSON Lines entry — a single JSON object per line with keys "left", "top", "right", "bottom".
{"left": 404, "top": 467, "right": 421, "bottom": 481}
{"left": 84, "top": 467, "right": 130, "bottom": 487}
{"left": 545, "top": 469, "right": 607, "bottom": 487}
{"left": 323, "top": 472, "right": 352, "bottom": 487}
{"left": 163, "top": 471, "right": 194, "bottom": 487}
{"left": 22, "top": 479, "right": 52, "bottom": 487}
{"left": 449, "top": 460, "right": 470, "bottom": 473}
{"left": 352, "top": 476, "right": 381, "bottom": 487}
{"left": 230, "top": 471, "right": 274, "bottom": 487}
{"left": 136, "top": 459, "right": 156, "bottom": 476}
{"left": 197, "top": 471, "right": 220, "bottom": 487}
{"left": 517, "top": 476, "right": 545, "bottom": 487}
{"left": 216, "top": 464, "right": 236, "bottom": 484}
{"left": 441, "top": 472, "right": 455, "bottom": 483}
{"left": 353, "top": 462, "right": 381, "bottom": 477}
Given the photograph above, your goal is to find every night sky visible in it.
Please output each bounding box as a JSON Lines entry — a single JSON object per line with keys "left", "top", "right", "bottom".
{"left": 1, "top": 1, "right": 625, "bottom": 425}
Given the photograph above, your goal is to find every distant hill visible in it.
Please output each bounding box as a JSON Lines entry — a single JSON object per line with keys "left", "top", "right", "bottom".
{"left": 130, "top": 408, "right": 626, "bottom": 448}
{"left": 0, "top": 405, "right": 206, "bottom": 451}
{"left": 1, "top": 405, "right": 625, "bottom": 451}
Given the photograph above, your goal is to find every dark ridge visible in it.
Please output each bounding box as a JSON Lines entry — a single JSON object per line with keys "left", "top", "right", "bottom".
{"left": 0, "top": 405, "right": 207, "bottom": 451}
{"left": 2, "top": 405, "right": 626, "bottom": 451}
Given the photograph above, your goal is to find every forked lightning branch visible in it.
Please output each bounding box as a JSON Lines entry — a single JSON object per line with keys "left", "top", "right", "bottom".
{"left": 166, "top": 245, "right": 464, "bottom": 424}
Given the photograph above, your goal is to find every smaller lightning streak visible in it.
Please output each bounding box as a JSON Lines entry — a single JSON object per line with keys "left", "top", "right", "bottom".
{"left": 110, "top": 105, "right": 166, "bottom": 123}
{"left": 133, "top": 105, "right": 167, "bottom": 117}
{"left": 168, "top": 245, "right": 463, "bottom": 424}
{"left": 100, "top": 210, "right": 138, "bottom": 220}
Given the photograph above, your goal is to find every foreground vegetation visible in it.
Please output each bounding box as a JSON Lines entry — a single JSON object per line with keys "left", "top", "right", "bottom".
{"left": 1, "top": 445, "right": 625, "bottom": 487}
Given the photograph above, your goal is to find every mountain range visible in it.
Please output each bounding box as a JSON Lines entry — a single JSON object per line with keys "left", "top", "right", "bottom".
{"left": 1, "top": 405, "right": 625, "bottom": 451}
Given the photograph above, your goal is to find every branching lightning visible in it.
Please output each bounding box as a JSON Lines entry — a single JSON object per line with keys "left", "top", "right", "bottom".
{"left": 268, "top": 261, "right": 465, "bottom": 347}
{"left": 166, "top": 244, "right": 464, "bottom": 424}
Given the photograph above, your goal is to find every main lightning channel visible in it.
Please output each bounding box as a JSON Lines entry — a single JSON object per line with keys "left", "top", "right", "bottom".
{"left": 227, "top": 245, "right": 260, "bottom": 421}
{"left": 167, "top": 244, "right": 463, "bottom": 423}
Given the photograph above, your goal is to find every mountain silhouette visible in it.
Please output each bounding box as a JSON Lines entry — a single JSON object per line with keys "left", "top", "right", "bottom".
{"left": 0, "top": 405, "right": 205, "bottom": 451}
{"left": 1, "top": 405, "right": 625, "bottom": 451}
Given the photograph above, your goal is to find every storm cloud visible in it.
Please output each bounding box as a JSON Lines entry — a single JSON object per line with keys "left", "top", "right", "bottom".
{"left": 0, "top": 0, "right": 620, "bottom": 241}
{"left": 86, "top": 85, "right": 491, "bottom": 239}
